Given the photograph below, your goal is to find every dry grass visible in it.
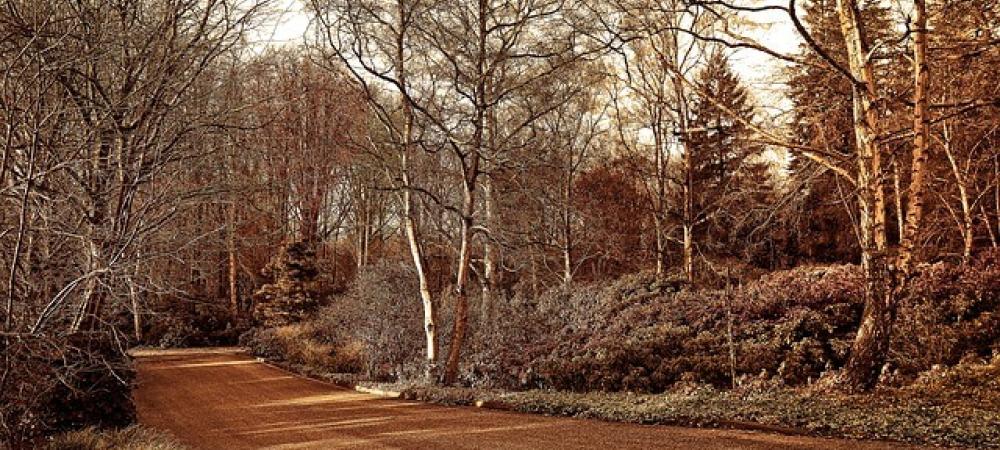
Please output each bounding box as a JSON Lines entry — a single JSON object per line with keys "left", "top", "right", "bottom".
{"left": 45, "top": 426, "right": 186, "bottom": 450}
{"left": 274, "top": 324, "right": 338, "bottom": 368}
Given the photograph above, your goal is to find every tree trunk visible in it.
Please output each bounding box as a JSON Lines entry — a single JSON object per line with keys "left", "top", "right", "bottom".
{"left": 841, "top": 256, "right": 893, "bottom": 389}
{"left": 944, "top": 125, "right": 974, "bottom": 261}
{"left": 653, "top": 126, "right": 667, "bottom": 277}
{"left": 444, "top": 176, "right": 476, "bottom": 384}
{"left": 837, "top": 0, "right": 891, "bottom": 390}
{"left": 984, "top": 204, "right": 998, "bottom": 248}
{"left": 443, "top": 0, "right": 487, "bottom": 384}
{"left": 893, "top": 160, "right": 904, "bottom": 241}
{"left": 129, "top": 278, "right": 142, "bottom": 342}
{"left": 674, "top": 76, "right": 694, "bottom": 285}
{"left": 227, "top": 193, "right": 240, "bottom": 316}
{"left": 393, "top": 3, "right": 438, "bottom": 380}
{"left": 71, "top": 239, "right": 105, "bottom": 332}
{"left": 683, "top": 224, "right": 693, "bottom": 284}
{"left": 898, "top": 0, "right": 931, "bottom": 273}
{"left": 562, "top": 168, "right": 574, "bottom": 285}
{"left": 481, "top": 175, "right": 496, "bottom": 321}
{"left": 402, "top": 162, "right": 437, "bottom": 379}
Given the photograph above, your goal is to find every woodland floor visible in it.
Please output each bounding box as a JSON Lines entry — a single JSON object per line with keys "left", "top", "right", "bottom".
{"left": 131, "top": 348, "right": 924, "bottom": 449}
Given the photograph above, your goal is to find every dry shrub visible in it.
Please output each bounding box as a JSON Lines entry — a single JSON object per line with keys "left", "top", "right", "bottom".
{"left": 469, "top": 266, "right": 862, "bottom": 392}
{"left": 243, "top": 253, "right": 1000, "bottom": 394}
{"left": 892, "top": 250, "right": 1000, "bottom": 375}
{"left": 45, "top": 426, "right": 185, "bottom": 450}
{"left": 240, "top": 323, "right": 343, "bottom": 372}
{"left": 243, "top": 261, "right": 433, "bottom": 380}
{"left": 1, "top": 333, "right": 135, "bottom": 448}
{"left": 313, "top": 262, "right": 430, "bottom": 381}
{"left": 142, "top": 300, "right": 243, "bottom": 348}
{"left": 465, "top": 256, "right": 999, "bottom": 393}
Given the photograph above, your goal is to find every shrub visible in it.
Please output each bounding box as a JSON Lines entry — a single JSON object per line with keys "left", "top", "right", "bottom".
{"left": 1, "top": 333, "right": 135, "bottom": 447}
{"left": 892, "top": 251, "right": 1000, "bottom": 375}
{"left": 143, "top": 300, "right": 245, "bottom": 348}
{"left": 239, "top": 324, "right": 357, "bottom": 373}
{"left": 460, "top": 259, "right": 999, "bottom": 392}
{"left": 313, "top": 262, "right": 429, "bottom": 381}
{"left": 244, "top": 261, "right": 434, "bottom": 381}
{"left": 245, "top": 253, "right": 1000, "bottom": 395}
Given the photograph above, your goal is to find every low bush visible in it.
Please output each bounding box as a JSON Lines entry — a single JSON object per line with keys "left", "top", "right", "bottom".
{"left": 143, "top": 300, "right": 245, "bottom": 348}
{"left": 466, "top": 253, "right": 1000, "bottom": 393}
{"left": 243, "top": 261, "right": 436, "bottom": 381}
{"left": 239, "top": 323, "right": 361, "bottom": 373}
{"left": 892, "top": 252, "right": 1000, "bottom": 376}
{"left": 1, "top": 333, "right": 135, "bottom": 448}
{"left": 313, "top": 262, "right": 429, "bottom": 380}
{"left": 246, "top": 251, "right": 1000, "bottom": 396}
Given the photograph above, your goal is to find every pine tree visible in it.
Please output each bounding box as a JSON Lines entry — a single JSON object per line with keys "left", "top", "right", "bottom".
{"left": 252, "top": 241, "right": 328, "bottom": 327}
{"left": 683, "top": 50, "right": 766, "bottom": 269}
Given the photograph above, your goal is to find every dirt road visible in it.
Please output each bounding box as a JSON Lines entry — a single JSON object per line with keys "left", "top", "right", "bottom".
{"left": 133, "top": 348, "right": 915, "bottom": 449}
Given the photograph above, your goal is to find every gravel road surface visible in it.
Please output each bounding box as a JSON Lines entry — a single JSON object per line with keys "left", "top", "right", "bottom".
{"left": 133, "top": 348, "right": 918, "bottom": 449}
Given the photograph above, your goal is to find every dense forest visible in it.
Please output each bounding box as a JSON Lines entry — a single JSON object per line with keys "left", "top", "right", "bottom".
{"left": 2, "top": 0, "right": 999, "bottom": 447}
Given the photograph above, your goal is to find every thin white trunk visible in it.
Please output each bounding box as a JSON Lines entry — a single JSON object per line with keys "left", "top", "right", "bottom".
{"left": 653, "top": 125, "right": 666, "bottom": 277}
{"left": 393, "top": 1, "right": 438, "bottom": 377}
{"left": 673, "top": 76, "right": 694, "bottom": 284}
{"left": 129, "top": 277, "right": 142, "bottom": 342}
{"left": 943, "top": 125, "right": 973, "bottom": 260}
{"left": 983, "top": 204, "right": 998, "bottom": 248}
{"left": 481, "top": 175, "right": 496, "bottom": 320}
{"left": 562, "top": 165, "right": 574, "bottom": 285}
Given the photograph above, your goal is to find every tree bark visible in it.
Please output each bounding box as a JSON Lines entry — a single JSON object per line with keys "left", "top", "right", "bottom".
{"left": 402, "top": 154, "right": 438, "bottom": 379}
{"left": 674, "top": 76, "right": 694, "bottom": 285}
{"left": 653, "top": 125, "right": 667, "bottom": 277}
{"left": 444, "top": 174, "right": 477, "bottom": 384}
{"left": 392, "top": 0, "right": 438, "bottom": 381}
{"left": 898, "top": 0, "right": 931, "bottom": 273}
{"left": 943, "top": 124, "right": 974, "bottom": 261}
{"left": 837, "top": 0, "right": 891, "bottom": 390}
{"left": 227, "top": 148, "right": 240, "bottom": 317}
{"left": 129, "top": 277, "right": 142, "bottom": 342}
{"left": 443, "top": 0, "right": 488, "bottom": 385}
{"left": 984, "top": 204, "right": 998, "bottom": 248}
{"left": 893, "top": 160, "right": 904, "bottom": 241}
{"left": 562, "top": 164, "right": 574, "bottom": 285}
{"left": 481, "top": 174, "right": 496, "bottom": 321}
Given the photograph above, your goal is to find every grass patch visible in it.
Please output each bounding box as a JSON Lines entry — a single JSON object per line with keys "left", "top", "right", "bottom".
{"left": 44, "top": 426, "right": 186, "bottom": 450}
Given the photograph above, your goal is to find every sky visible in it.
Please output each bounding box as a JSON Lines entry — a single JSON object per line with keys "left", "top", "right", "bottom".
{"left": 257, "top": 0, "right": 311, "bottom": 46}
{"left": 259, "top": 0, "right": 802, "bottom": 101}
{"left": 256, "top": 0, "right": 807, "bottom": 168}
{"left": 257, "top": 0, "right": 804, "bottom": 130}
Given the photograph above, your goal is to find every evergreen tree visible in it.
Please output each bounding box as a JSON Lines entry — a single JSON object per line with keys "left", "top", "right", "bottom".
{"left": 684, "top": 50, "right": 768, "bottom": 265}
